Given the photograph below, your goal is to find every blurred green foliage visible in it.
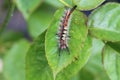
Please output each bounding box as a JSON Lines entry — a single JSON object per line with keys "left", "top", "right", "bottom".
{"left": 0, "top": 0, "right": 120, "bottom": 80}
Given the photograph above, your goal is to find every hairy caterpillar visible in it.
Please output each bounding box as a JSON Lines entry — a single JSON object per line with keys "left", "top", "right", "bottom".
{"left": 57, "top": 5, "right": 77, "bottom": 56}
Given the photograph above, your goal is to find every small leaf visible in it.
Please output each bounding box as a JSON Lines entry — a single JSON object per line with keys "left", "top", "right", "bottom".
{"left": 88, "top": 3, "right": 120, "bottom": 42}
{"left": 26, "top": 31, "right": 53, "bottom": 80}
{"left": 73, "top": 0, "right": 105, "bottom": 10}
{"left": 56, "top": 37, "right": 92, "bottom": 80}
{"left": 4, "top": 40, "right": 30, "bottom": 80}
{"left": 45, "top": 8, "right": 88, "bottom": 75}
{"left": 27, "top": 3, "right": 56, "bottom": 38}
{"left": 13, "top": 0, "right": 42, "bottom": 19}
{"left": 102, "top": 45, "right": 120, "bottom": 80}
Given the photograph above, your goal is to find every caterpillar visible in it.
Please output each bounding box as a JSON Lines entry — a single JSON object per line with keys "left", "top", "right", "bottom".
{"left": 57, "top": 5, "right": 77, "bottom": 56}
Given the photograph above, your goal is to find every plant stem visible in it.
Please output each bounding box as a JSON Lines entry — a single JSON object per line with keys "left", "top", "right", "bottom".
{"left": 0, "top": 0, "right": 15, "bottom": 34}
{"left": 59, "top": 0, "right": 71, "bottom": 7}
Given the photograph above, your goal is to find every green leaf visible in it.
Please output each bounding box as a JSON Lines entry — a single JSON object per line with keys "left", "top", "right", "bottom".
{"left": 73, "top": 0, "right": 105, "bottom": 10}
{"left": 26, "top": 32, "right": 91, "bottom": 80}
{"left": 0, "top": 73, "right": 5, "bottom": 80}
{"left": 0, "top": 42, "right": 12, "bottom": 55}
{"left": 56, "top": 37, "right": 92, "bottom": 80}
{"left": 0, "top": 31, "right": 22, "bottom": 55}
{"left": 13, "top": 0, "right": 42, "bottom": 19}
{"left": 107, "top": 42, "right": 120, "bottom": 54}
{"left": 4, "top": 40, "right": 30, "bottom": 80}
{"left": 88, "top": 3, "right": 120, "bottom": 42}
{"left": 26, "top": 31, "right": 53, "bottom": 80}
{"left": 84, "top": 39, "right": 110, "bottom": 80}
{"left": 86, "top": 39, "right": 104, "bottom": 71}
{"left": 45, "top": 8, "right": 88, "bottom": 75}
{"left": 102, "top": 45, "right": 120, "bottom": 80}
{"left": 71, "top": 68, "right": 94, "bottom": 80}
{"left": 27, "top": 3, "right": 56, "bottom": 38}
{"left": 0, "top": 30, "right": 23, "bottom": 55}
{"left": 0, "top": 31, "right": 23, "bottom": 43}
{"left": 71, "top": 38, "right": 110, "bottom": 80}
{"left": 27, "top": 31, "right": 91, "bottom": 80}
{"left": 45, "top": 0, "right": 64, "bottom": 8}
{"left": 58, "top": 0, "right": 73, "bottom": 7}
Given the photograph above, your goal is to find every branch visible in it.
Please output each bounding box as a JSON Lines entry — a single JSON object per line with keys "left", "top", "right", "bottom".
{"left": 0, "top": 0, "right": 15, "bottom": 34}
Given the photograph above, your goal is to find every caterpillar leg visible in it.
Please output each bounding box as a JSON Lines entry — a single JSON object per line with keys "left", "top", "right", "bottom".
{"left": 58, "top": 48, "right": 61, "bottom": 56}
{"left": 58, "top": 45, "right": 70, "bottom": 56}
{"left": 66, "top": 46, "right": 70, "bottom": 55}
